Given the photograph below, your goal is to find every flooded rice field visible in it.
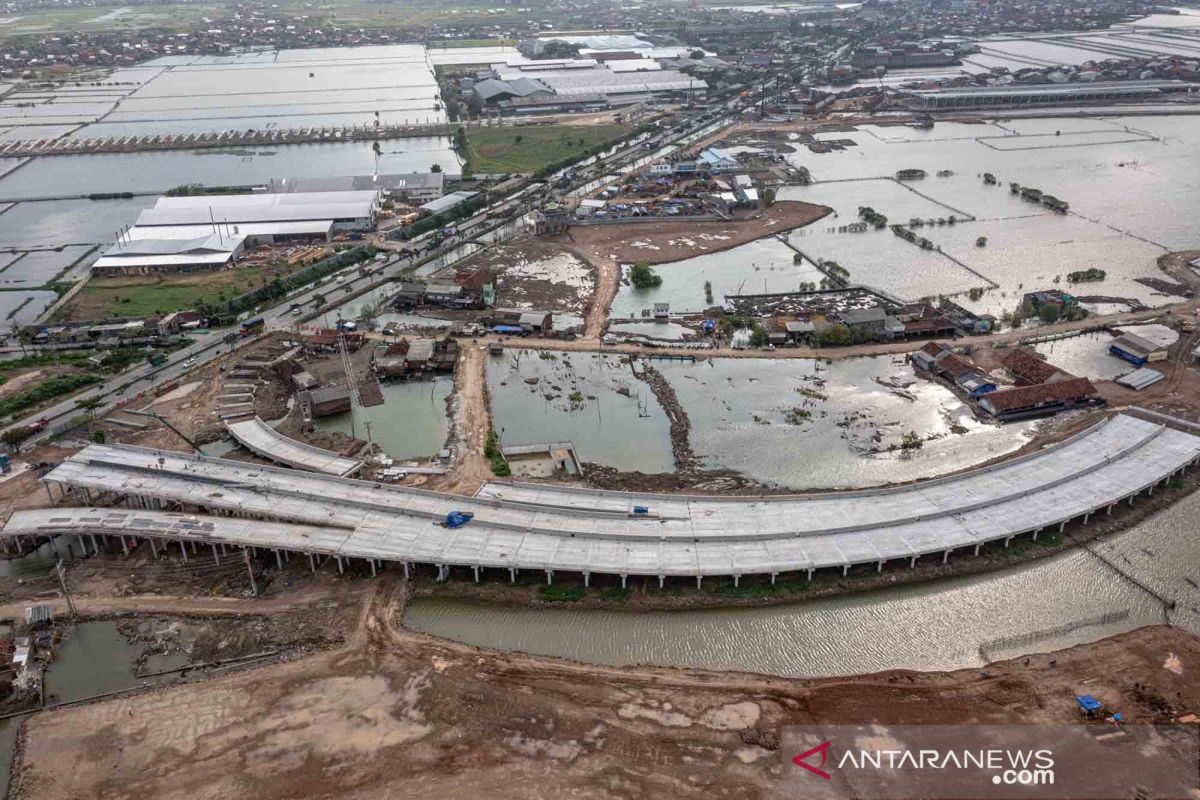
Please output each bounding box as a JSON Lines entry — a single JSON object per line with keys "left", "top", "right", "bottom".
{"left": 610, "top": 237, "right": 827, "bottom": 317}
{"left": 486, "top": 351, "right": 1032, "bottom": 487}
{"left": 779, "top": 115, "right": 1199, "bottom": 314}
{"left": 658, "top": 355, "right": 1034, "bottom": 489}
{"left": 0, "top": 45, "right": 445, "bottom": 136}
{"left": 0, "top": 136, "right": 458, "bottom": 200}
{"left": 487, "top": 351, "right": 675, "bottom": 474}
{"left": 405, "top": 487, "right": 1200, "bottom": 678}
{"left": 316, "top": 377, "right": 453, "bottom": 462}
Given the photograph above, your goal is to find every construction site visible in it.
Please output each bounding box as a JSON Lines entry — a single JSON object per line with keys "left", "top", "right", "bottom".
{"left": 4, "top": 78, "right": 1200, "bottom": 800}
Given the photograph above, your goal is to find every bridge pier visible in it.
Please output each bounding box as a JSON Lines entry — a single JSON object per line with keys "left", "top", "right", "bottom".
{"left": 584, "top": 572, "right": 590, "bottom": 587}
{"left": 974, "top": 543, "right": 982, "bottom": 556}
{"left": 212, "top": 544, "right": 219, "bottom": 565}
{"left": 149, "top": 538, "right": 158, "bottom": 559}
{"left": 337, "top": 557, "right": 345, "bottom": 575}
{"left": 942, "top": 550, "right": 950, "bottom": 563}
{"left": 509, "top": 567, "right": 517, "bottom": 583}
{"left": 370, "top": 559, "right": 377, "bottom": 578}
{"left": 275, "top": 549, "right": 283, "bottom": 570}
{"left": 621, "top": 574, "right": 628, "bottom": 588}
{"left": 842, "top": 564, "right": 849, "bottom": 576}
{"left": 909, "top": 556, "right": 918, "bottom": 568}
{"left": 696, "top": 575, "right": 703, "bottom": 589}
{"left": 309, "top": 553, "right": 316, "bottom": 573}
{"left": 403, "top": 562, "right": 410, "bottom": 579}
{"left": 770, "top": 572, "right": 778, "bottom": 585}
{"left": 545, "top": 570, "right": 553, "bottom": 585}
{"left": 473, "top": 565, "right": 480, "bottom": 583}
{"left": 807, "top": 569, "right": 814, "bottom": 581}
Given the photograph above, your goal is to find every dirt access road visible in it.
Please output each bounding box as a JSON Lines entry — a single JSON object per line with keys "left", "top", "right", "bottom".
{"left": 14, "top": 575, "right": 1200, "bottom": 800}
{"left": 567, "top": 200, "right": 831, "bottom": 339}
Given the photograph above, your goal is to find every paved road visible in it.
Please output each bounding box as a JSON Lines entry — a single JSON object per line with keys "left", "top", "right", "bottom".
{"left": 5, "top": 103, "right": 748, "bottom": 448}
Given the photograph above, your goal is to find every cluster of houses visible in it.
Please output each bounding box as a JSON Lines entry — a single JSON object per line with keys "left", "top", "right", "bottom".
{"left": 372, "top": 338, "right": 458, "bottom": 379}
{"left": 914, "top": 342, "right": 1103, "bottom": 422}
{"left": 762, "top": 301, "right": 974, "bottom": 347}
{"left": 24, "top": 310, "right": 205, "bottom": 348}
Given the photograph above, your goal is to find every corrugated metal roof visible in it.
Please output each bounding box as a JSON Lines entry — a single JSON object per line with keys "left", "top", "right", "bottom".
{"left": 1116, "top": 368, "right": 1164, "bottom": 391}
{"left": 137, "top": 191, "right": 378, "bottom": 226}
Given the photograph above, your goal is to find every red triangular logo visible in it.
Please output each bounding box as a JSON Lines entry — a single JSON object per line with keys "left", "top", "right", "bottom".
{"left": 793, "top": 740, "right": 833, "bottom": 780}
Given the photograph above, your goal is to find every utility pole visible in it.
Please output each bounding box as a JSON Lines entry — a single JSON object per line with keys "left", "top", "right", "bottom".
{"left": 56, "top": 560, "right": 77, "bottom": 618}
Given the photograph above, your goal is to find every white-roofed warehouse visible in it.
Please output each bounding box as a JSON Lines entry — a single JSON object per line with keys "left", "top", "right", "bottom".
{"left": 135, "top": 190, "right": 381, "bottom": 233}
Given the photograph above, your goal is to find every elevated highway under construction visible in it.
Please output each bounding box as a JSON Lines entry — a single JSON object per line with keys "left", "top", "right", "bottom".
{"left": 5, "top": 412, "right": 1200, "bottom": 586}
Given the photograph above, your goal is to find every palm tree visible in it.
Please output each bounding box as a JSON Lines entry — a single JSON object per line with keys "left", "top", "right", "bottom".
{"left": 75, "top": 396, "right": 103, "bottom": 420}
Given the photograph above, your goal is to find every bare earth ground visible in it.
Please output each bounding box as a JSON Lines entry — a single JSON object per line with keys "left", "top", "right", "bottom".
{"left": 12, "top": 577, "right": 1200, "bottom": 800}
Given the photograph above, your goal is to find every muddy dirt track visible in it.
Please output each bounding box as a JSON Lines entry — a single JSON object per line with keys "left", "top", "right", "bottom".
{"left": 13, "top": 577, "right": 1200, "bottom": 800}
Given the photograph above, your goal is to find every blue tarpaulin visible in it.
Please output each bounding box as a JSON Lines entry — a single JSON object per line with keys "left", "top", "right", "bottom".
{"left": 1076, "top": 695, "right": 1102, "bottom": 712}
{"left": 445, "top": 511, "right": 474, "bottom": 528}
{"left": 492, "top": 325, "right": 524, "bottom": 335}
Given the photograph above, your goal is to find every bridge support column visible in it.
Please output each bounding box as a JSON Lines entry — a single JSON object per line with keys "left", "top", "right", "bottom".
{"left": 121, "top": 537, "right": 129, "bottom": 556}
{"left": 1147, "top": 484, "right": 1154, "bottom": 497}
{"left": 974, "top": 543, "right": 982, "bottom": 556}
{"left": 337, "top": 557, "right": 345, "bottom": 575}
{"left": 620, "top": 574, "right": 627, "bottom": 588}
{"left": 909, "top": 556, "right": 918, "bottom": 568}
{"left": 807, "top": 569, "right": 814, "bottom": 581}
{"left": 509, "top": 567, "right": 517, "bottom": 583}
{"left": 76, "top": 535, "right": 85, "bottom": 555}
{"left": 1004, "top": 537, "right": 1012, "bottom": 548}
{"left": 583, "top": 572, "right": 590, "bottom": 587}
{"left": 876, "top": 561, "right": 884, "bottom": 572}
{"left": 942, "top": 550, "right": 950, "bottom": 564}
{"left": 370, "top": 560, "right": 377, "bottom": 578}
{"left": 90, "top": 534, "right": 99, "bottom": 554}
{"left": 309, "top": 553, "right": 316, "bottom": 573}
{"left": 44, "top": 483, "right": 55, "bottom": 506}
{"left": 473, "top": 566, "right": 480, "bottom": 583}
{"left": 403, "top": 562, "right": 410, "bottom": 579}
{"left": 180, "top": 541, "right": 188, "bottom": 563}
{"left": 770, "top": 572, "right": 778, "bottom": 585}
{"left": 696, "top": 575, "right": 702, "bottom": 589}
{"left": 275, "top": 549, "right": 283, "bottom": 570}
{"left": 149, "top": 538, "right": 158, "bottom": 559}
{"left": 842, "top": 565, "right": 849, "bottom": 577}
{"left": 545, "top": 570, "right": 553, "bottom": 585}
{"left": 212, "top": 544, "right": 219, "bottom": 565}
{"left": 1129, "top": 495, "right": 1135, "bottom": 506}
{"left": 734, "top": 575, "right": 740, "bottom": 587}
{"left": 1059, "top": 521, "right": 1066, "bottom": 532}
{"left": 1107, "top": 504, "right": 1114, "bottom": 515}
{"left": 1083, "top": 512, "right": 1090, "bottom": 525}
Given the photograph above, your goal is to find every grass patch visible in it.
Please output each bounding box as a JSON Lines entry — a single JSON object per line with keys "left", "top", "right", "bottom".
{"left": 0, "top": 373, "right": 100, "bottom": 421}
{"left": 484, "top": 429, "right": 510, "bottom": 477}
{"left": 465, "top": 124, "right": 630, "bottom": 174}
{"left": 61, "top": 265, "right": 299, "bottom": 321}
{"left": 537, "top": 584, "right": 586, "bottom": 602}
{"left": 597, "top": 586, "right": 629, "bottom": 602}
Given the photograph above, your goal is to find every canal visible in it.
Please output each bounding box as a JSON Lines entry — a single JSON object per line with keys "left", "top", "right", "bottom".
{"left": 404, "top": 490, "right": 1200, "bottom": 678}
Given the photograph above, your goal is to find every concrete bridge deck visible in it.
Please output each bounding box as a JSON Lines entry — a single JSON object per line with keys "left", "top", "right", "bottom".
{"left": 14, "top": 413, "right": 1200, "bottom": 582}
{"left": 224, "top": 417, "right": 362, "bottom": 477}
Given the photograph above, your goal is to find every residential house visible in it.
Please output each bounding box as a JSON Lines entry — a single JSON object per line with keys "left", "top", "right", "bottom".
{"left": 1001, "top": 347, "right": 1073, "bottom": 386}
{"left": 978, "top": 377, "right": 1103, "bottom": 421}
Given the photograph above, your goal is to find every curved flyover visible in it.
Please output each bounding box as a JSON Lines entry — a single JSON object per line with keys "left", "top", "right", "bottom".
{"left": 225, "top": 416, "right": 362, "bottom": 477}
{"left": 18, "top": 412, "right": 1200, "bottom": 584}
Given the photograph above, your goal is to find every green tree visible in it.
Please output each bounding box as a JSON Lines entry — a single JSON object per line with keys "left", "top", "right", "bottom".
{"left": 749, "top": 323, "right": 769, "bottom": 347}
{"left": 0, "top": 427, "right": 28, "bottom": 455}
{"left": 431, "top": 163, "right": 443, "bottom": 173}
{"left": 1039, "top": 304, "right": 1061, "bottom": 324}
{"left": 75, "top": 396, "right": 102, "bottom": 419}
{"left": 629, "top": 263, "right": 662, "bottom": 289}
